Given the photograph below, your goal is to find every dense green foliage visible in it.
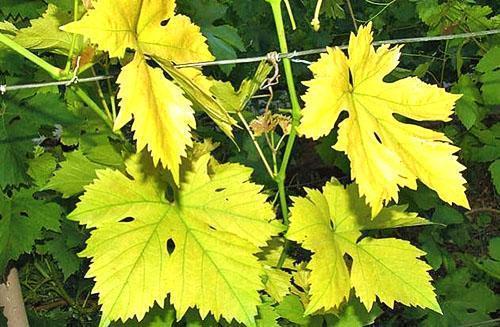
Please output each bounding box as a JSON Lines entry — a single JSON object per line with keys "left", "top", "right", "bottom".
{"left": 0, "top": 0, "right": 499, "bottom": 326}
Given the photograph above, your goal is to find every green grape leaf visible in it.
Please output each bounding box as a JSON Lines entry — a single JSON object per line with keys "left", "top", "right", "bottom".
{"left": 209, "top": 60, "right": 273, "bottom": 113}
{"left": 27, "top": 151, "right": 57, "bottom": 188}
{"left": 256, "top": 297, "right": 279, "bottom": 327}
{"left": 0, "top": 0, "right": 46, "bottom": 19}
{"left": 0, "top": 188, "right": 61, "bottom": 272}
{"left": 0, "top": 92, "right": 78, "bottom": 187}
{"left": 69, "top": 152, "right": 282, "bottom": 325}
{"left": 275, "top": 295, "right": 310, "bottom": 326}
{"left": 452, "top": 75, "right": 482, "bottom": 130}
{"left": 287, "top": 179, "right": 439, "bottom": 314}
{"left": 181, "top": 0, "right": 246, "bottom": 75}
{"left": 477, "top": 47, "right": 500, "bottom": 105}
{"left": 262, "top": 266, "right": 291, "bottom": 303}
{"left": 37, "top": 231, "right": 81, "bottom": 280}
{"left": 330, "top": 297, "right": 382, "bottom": 327}
{"left": 431, "top": 205, "right": 464, "bottom": 225}
{"left": 159, "top": 64, "right": 237, "bottom": 140}
{"left": 44, "top": 150, "right": 105, "bottom": 198}
{"left": 14, "top": 4, "right": 82, "bottom": 55}
{"left": 423, "top": 269, "right": 499, "bottom": 326}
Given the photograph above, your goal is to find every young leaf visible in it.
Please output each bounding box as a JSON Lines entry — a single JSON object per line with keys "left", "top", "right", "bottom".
{"left": 69, "top": 152, "right": 282, "bottom": 326}
{"left": 287, "top": 179, "right": 440, "bottom": 314}
{"left": 116, "top": 53, "right": 195, "bottom": 184}
{"left": 299, "top": 23, "right": 469, "bottom": 215}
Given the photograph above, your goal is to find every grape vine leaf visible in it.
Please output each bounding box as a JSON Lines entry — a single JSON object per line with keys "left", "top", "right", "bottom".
{"left": 0, "top": 0, "right": 46, "bottom": 19}
{"left": 27, "top": 150, "right": 57, "bottom": 188}
{"left": 37, "top": 230, "right": 82, "bottom": 280}
{"left": 256, "top": 297, "right": 280, "bottom": 327}
{"left": 490, "top": 160, "right": 500, "bottom": 194}
{"left": 0, "top": 188, "right": 61, "bottom": 273}
{"left": 422, "top": 269, "right": 498, "bottom": 326}
{"left": 0, "top": 92, "right": 78, "bottom": 187}
{"left": 44, "top": 150, "right": 105, "bottom": 198}
{"left": 299, "top": 23, "right": 469, "bottom": 215}
{"left": 61, "top": 0, "right": 237, "bottom": 184}
{"left": 477, "top": 46, "right": 500, "bottom": 105}
{"left": 287, "top": 179, "right": 440, "bottom": 314}
{"left": 115, "top": 53, "right": 195, "bottom": 184}
{"left": 14, "top": 4, "right": 82, "bottom": 56}
{"left": 181, "top": 0, "right": 246, "bottom": 75}
{"left": 69, "top": 151, "right": 283, "bottom": 325}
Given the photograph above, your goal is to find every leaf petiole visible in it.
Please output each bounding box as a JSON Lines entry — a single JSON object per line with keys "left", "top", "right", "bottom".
{"left": 0, "top": 33, "right": 62, "bottom": 79}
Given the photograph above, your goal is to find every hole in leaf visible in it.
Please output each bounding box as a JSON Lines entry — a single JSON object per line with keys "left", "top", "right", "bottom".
{"left": 215, "top": 188, "right": 225, "bottom": 193}
{"left": 374, "top": 132, "right": 382, "bottom": 144}
{"left": 119, "top": 217, "right": 134, "bottom": 223}
{"left": 290, "top": 277, "right": 305, "bottom": 293}
{"left": 166, "top": 238, "right": 175, "bottom": 255}
{"left": 209, "top": 225, "right": 217, "bottom": 231}
{"left": 165, "top": 185, "right": 175, "bottom": 202}
{"left": 329, "top": 220, "right": 335, "bottom": 230}
{"left": 348, "top": 68, "right": 354, "bottom": 85}
{"left": 466, "top": 308, "right": 477, "bottom": 313}
{"left": 19, "top": 211, "right": 29, "bottom": 218}
{"left": 160, "top": 19, "right": 169, "bottom": 27}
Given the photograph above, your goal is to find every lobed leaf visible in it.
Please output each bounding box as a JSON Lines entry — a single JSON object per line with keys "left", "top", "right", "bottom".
{"left": 299, "top": 23, "right": 469, "bottom": 215}
{"left": 69, "top": 151, "right": 282, "bottom": 326}
{"left": 287, "top": 179, "right": 440, "bottom": 314}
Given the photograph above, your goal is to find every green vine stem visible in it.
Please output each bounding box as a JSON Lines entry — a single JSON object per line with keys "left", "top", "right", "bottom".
{"left": 64, "top": 0, "right": 80, "bottom": 74}
{"left": 0, "top": 33, "right": 118, "bottom": 136}
{"left": 70, "top": 87, "right": 114, "bottom": 131}
{"left": 237, "top": 112, "right": 275, "bottom": 179}
{"left": 266, "top": 0, "right": 302, "bottom": 268}
{"left": 0, "top": 33, "right": 62, "bottom": 79}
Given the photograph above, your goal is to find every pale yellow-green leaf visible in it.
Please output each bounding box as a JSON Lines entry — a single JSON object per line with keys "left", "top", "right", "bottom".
{"left": 116, "top": 53, "right": 195, "bottom": 184}
{"left": 15, "top": 4, "right": 80, "bottom": 55}
{"left": 287, "top": 179, "right": 439, "bottom": 314}
{"left": 262, "top": 266, "right": 291, "bottom": 303}
{"left": 288, "top": 189, "right": 352, "bottom": 314}
{"left": 159, "top": 64, "right": 237, "bottom": 140}
{"left": 69, "top": 152, "right": 282, "bottom": 326}
{"left": 299, "top": 22, "right": 469, "bottom": 215}
{"left": 349, "top": 237, "right": 441, "bottom": 313}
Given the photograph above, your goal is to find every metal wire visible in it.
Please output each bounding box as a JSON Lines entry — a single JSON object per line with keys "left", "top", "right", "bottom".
{"left": 1, "top": 28, "right": 499, "bottom": 94}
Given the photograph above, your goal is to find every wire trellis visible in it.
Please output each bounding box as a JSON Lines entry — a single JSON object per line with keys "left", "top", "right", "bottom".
{"left": 0, "top": 29, "right": 499, "bottom": 94}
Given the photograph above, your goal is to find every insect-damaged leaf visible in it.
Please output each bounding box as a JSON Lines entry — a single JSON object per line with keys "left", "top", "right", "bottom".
{"left": 69, "top": 151, "right": 283, "bottom": 326}
{"left": 299, "top": 23, "right": 469, "bottom": 215}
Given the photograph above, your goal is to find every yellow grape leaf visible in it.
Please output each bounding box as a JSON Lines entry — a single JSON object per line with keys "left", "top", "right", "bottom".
{"left": 116, "top": 53, "right": 195, "bottom": 184}
{"left": 287, "top": 179, "right": 440, "bottom": 314}
{"left": 160, "top": 65, "right": 237, "bottom": 140}
{"left": 299, "top": 22, "right": 469, "bottom": 215}
{"left": 61, "top": 0, "right": 212, "bottom": 63}
{"left": 69, "top": 151, "right": 282, "bottom": 326}
{"left": 61, "top": 0, "right": 217, "bottom": 183}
